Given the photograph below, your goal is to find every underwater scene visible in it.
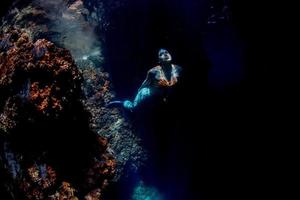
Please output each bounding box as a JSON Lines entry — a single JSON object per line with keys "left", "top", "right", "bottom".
{"left": 0, "top": 0, "right": 281, "bottom": 200}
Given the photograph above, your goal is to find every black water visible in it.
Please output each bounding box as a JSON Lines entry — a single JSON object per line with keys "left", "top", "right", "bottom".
{"left": 103, "top": 1, "right": 207, "bottom": 199}
{"left": 103, "top": 0, "right": 287, "bottom": 200}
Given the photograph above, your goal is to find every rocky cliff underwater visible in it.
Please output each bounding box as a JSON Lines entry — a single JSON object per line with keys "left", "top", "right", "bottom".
{"left": 0, "top": 1, "right": 145, "bottom": 199}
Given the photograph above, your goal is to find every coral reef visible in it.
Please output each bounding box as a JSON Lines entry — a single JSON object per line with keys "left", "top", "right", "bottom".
{"left": 78, "top": 59, "right": 146, "bottom": 180}
{"left": 1, "top": 0, "right": 147, "bottom": 198}
{"left": 0, "top": 29, "right": 116, "bottom": 199}
{"left": 1, "top": 0, "right": 146, "bottom": 198}
{"left": 1, "top": 0, "right": 104, "bottom": 60}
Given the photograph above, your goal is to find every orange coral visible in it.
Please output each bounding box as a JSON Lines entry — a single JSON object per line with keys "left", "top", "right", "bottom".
{"left": 1, "top": 28, "right": 116, "bottom": 200}
{"left": 0, "top": 29, "right": 81, "bottom": 116}
{"left": 20, "top": 164, "right": 57, "bottom": 200}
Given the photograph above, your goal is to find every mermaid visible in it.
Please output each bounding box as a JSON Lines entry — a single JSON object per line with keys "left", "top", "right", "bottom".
{"left": 107, "top": 49, "right": 182, "bottom": 110}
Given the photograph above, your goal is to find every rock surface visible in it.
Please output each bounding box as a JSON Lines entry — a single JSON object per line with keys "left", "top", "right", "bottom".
{"left": 1, "top": 1, "right": 146, "bottom": 199}
{"left": 0, "top": 28, "right": 116, "bottom": 200}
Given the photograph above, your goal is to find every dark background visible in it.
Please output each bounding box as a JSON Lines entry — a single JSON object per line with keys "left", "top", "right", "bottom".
{"left": 103, "top": 0, "right": 289, "bottom": 200}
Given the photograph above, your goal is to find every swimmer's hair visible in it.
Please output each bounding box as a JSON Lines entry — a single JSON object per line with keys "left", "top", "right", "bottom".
{"left": 158, "top": 48, "right": 168, "bottom": 56}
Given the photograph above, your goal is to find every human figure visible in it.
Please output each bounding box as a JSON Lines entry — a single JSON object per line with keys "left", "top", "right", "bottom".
{"left": 108, "top": 49, "right": 182, "bottom": 110}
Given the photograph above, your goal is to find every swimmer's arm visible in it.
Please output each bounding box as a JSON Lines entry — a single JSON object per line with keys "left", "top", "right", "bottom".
{"left": 174, "top": 65, "right": 183, "bottom": 75}
{"left": 138, "top": 69, "right": 155, "bottom": 91}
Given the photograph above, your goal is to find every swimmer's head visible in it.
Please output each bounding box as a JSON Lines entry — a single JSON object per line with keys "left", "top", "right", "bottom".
{"left": 158, "top": 48, "right": 172, "bottom": 63}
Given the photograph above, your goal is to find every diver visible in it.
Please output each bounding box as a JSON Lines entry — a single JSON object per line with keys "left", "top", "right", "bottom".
{"left": 107, "top": 49, "right": 182, "bottom": 110}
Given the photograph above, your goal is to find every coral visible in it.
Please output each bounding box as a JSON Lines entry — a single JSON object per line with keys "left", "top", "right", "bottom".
{"left": 49, "top": 181, "right": 78, "bottom": 200}
{"left": 1, "top": 0, "right": 147, "bottom": 198}
{"left": 19, "top": 164, "right": 57, "bottom": 199}
{"left": 0, "top": 28, "right": 115, "bottom": 200}
{"left": 0, "top": 28, "right": 81, "bottom": 116}
{"left": 78, "top": 59, "right": 146, "bottom": 180}
{"left": 1, "top": 2, "right": 146, "bottom": 180}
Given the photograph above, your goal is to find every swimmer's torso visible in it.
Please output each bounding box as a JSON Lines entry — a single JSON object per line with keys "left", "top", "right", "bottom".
{"left": 148, "top": 64, "right": 181, "bottom": 89}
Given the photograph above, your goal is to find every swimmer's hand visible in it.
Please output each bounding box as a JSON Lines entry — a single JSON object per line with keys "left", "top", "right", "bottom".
{"left": 158, "top": 79, "right": 170, "bottom": 87}
{"left": 123, "top": 100, "right": 134, "bottom": 109}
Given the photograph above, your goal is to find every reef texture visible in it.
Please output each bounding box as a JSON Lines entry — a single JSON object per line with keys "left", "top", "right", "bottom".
{"left": 0, "top": 29, "right": 116, "bottom": 199}
{"left": 1, "top": 0, "right": 145, "bottom": 199}
{"left": 78, "top": 59, "right": 146, "bottom": 180}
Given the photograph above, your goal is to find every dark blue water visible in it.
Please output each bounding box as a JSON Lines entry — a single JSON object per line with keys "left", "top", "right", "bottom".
{"left": 102, "top": 0, "right": 284, "bottom": 200}
{"left": 101, "top": 1, "right": 259, "bottom": 200}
